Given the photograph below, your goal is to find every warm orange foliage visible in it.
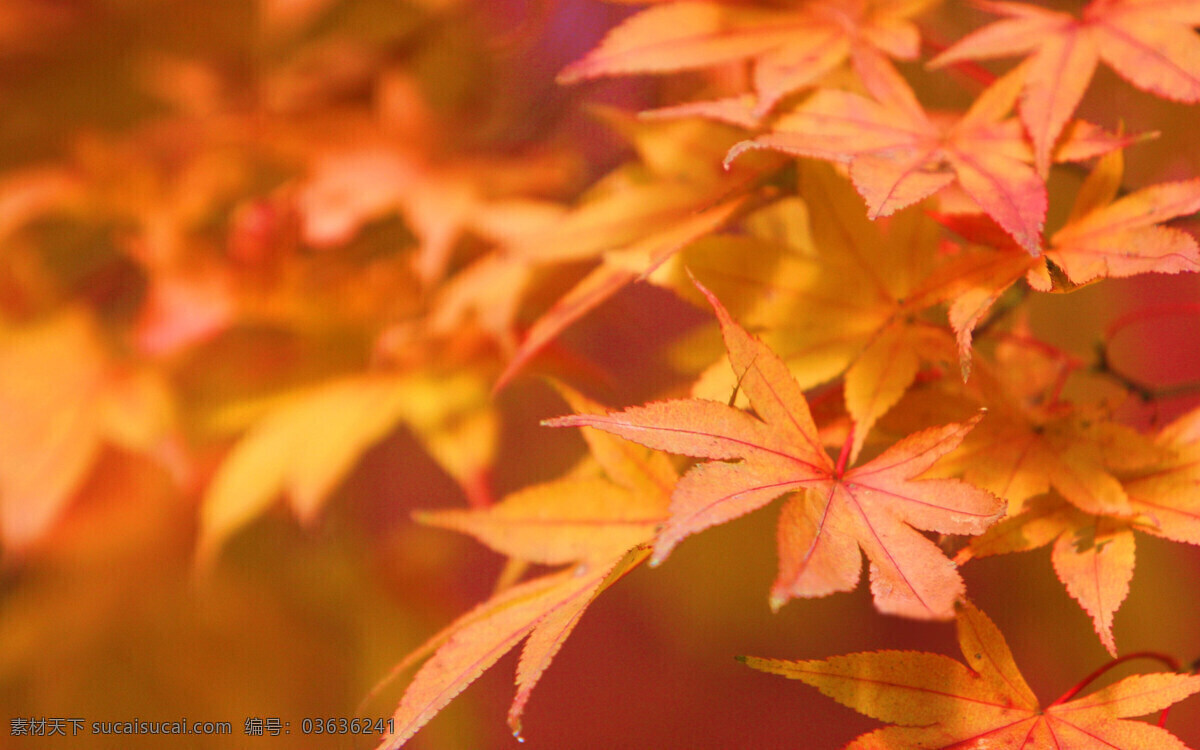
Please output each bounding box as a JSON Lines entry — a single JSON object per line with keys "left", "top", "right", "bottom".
{"left": 549, "top": 280, "right": 1003, "bottom": 620}
{"left": 383, "top": 385, "right": 672, "bottom": 744}
{"left": 743, "top": 600, "right": 1200, "bottom": 748}
{"left": 930, "top": 0, "right": 1200, "bottom": 175}
{"left": 2, "top": 1, "right": 1200, "bottom": 749}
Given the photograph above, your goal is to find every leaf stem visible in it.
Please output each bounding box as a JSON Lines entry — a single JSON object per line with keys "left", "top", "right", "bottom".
{"left": 835, "top": 424, "right": 854, "bottom": 477}
{"left": 1049, "top": 651, "right": 1182, "bottom": 710}
{"left": 919, "top": 32, "right": 997, "bottom": 89}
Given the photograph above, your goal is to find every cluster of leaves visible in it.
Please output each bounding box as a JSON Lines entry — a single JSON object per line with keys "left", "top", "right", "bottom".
{"left": 375, "top": 0, "right": 1200, "bottom": 746}
{"left": 2, "top": 0, "right": 1200, "bottom": 748}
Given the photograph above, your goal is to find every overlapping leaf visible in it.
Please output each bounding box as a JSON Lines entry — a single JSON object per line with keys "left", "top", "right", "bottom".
{"left": 930, "top": 0, "right": 1200, "bottom": 175}
{"left": 941, "top": 342, "right": 1188, "bottom": 656}
{"left": 1125, "top": 404, "right": 1200, "bottom": 547}
{"left": 378, "top": 385, "right": 672, "bottom": 747}
{"left": 494, "top": 115, "right": 764, "bottom": 390}
{"left": 741, "top": 600, "right": 1200, "bottom": 748}
{"left": 936, "top": 148, "right": 1200, "bottom": 366}
{"left": 197, "top": 371, "right": 496, "bottom": 565}
{"left": 417, "top": 386, "right": 673, "bottom": 566}
{"left": 958, "top": 403, "right": 1200, "bottom": 655}
{"left": 377, "top": 548, "right": 647, "bottom": 750}
{"left": 559, "top": 0, "right": 933, "bottom": 118}
{"left": 658, "top": 164, "right": 964, "bottom": 457}
{"left": 0, "top": 310, "right": 179, "bottom": 553}
{"left": 941, "top": 338, "right": 1165, "bottom": 515}
{"left": 1039, "top": 148, "right": 1200, "bottom": 289}
{"left": 728, "top": 55, "right": 1130, "bottom": 253}
{"left": 548, "top": 281, "right": 1003, "bottom": 619}
{"left": 286, "top": 73, "right": 576, "bottom": 288}
{"left": 959, "top": 495, "right": 1137, "bottom": 657}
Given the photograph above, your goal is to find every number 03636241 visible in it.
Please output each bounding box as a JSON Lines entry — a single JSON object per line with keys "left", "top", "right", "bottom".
{"left": 300, "top": 717, "right": 395, "bottom": 735}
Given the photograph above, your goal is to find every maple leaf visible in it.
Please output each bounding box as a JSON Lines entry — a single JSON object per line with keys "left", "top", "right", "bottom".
{"left": 639, "top": 95, "right": 766, "bottom": 130}
{"left": 377, "top": 548, "right": 647, "bottom": 749}
{"left": 376, "top": 385, "right": 672, "bottom": 746}
{"left": 958, "top": 403, "right": 1200, "bottom": 656}
{"left": 0, "top": 310, "right": 181, "bottom": 553}
{"left": 424, "top": 249, "right": 541, "bottom": 355}
{"left": 943, "top": 339, "right": 1165, "bottom": 519}
{"left": 197, "top": 371, "right": 496, "bottom": 565}
{"left": 930, "top": 0, "right": 1200, "bottom": 175}
{"left": 547, "top": 280, "right": 1003, "bottom": 619}
{"left": 495, "top": 115, "right": 764, "bottom": 390}
{"left": 1124, "top": 403, "right": 1200, "bottom": 547}
{"left": 559, "top": 0, "right": 933, "bottom": 117}
{"left": 941, "top": 341, "right": 1200, "bottom": 655}
{"left": 728, "top": 54, "right": 1130, "bottom": 254}
{"left": 959, "top": 494, "right": 1137, "bottom": 657}
{"left": 133, "top": 262, "right": 237, "bottom": 355}
{"left": 279, "top": 64, "right": 576, "bottom": 289}
{"left": 741, "top": 599, "right": 1200, "bottom": 749}
{"left": 930, "top": 239, "right": 1039, "bottom": 374}
{"left": 1038, "top": 148, "right": 1200, "bottom": 290}
{"left": 417, "top": 384, "right": 674, "bottom": 566}
{"left": 0, "top": 311, "right": 108, "bottom": 551}
{"left": 658, "top": 164, "right": 963, "bottom": 458}
{"left": 294, "top": 142, "right": 573, "bottom": 287}
{"left": 933, "top": 147, "right": 1200, "bottom": 368}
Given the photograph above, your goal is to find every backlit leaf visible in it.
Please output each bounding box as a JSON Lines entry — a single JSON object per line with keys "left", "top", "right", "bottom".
{"left": 742, "top": 600, "right": 1200, "bottom": 748}
{"left": 560, "top": 0, "right": 930, "bottom": 117}
{"left": 548, "top": 280, "right": 1002, "bottom": 619}
{"left": 931, "top": 0, "right": 1200, "bottom": 175}
{"left": 382, "top": 385, "right": 673, "bottom": 745}
{"left": 198, "top": 372, "right": 495, "bottom": 565}
{"left": 379, "top": 549, "right": 647, "bottom": 748}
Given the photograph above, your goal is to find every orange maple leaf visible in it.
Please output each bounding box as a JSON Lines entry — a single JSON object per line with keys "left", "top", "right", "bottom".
{"left": 941, "top": 338, "right": 1164, "bottom": 519}
{"left": 1124, "top": 404, "right": 1200, "bottom": 547}
{"left": 559, "top": 0, "right": 932, "bottom": 118}
{"left": 0, "top": 310, "right": 181, "bottom": 552}
{"left": 197, "top": 371, "right": 498, "bottom": 565}
{"left": 660, "top": 164, "right": 963, "bottom": 459}
{"left": 935, "top": 147, "right": 1200, "bottom": 366}
{"left": 930, "top": 0, "right": 1200, "bottom": 175}
{"left": 741, "top": 600, "right": 1200, "bottom": 749}
{"left": 959, "top": 495, "right": 1137, "bottom": 657}
{"left": 374, "top": 385, "right": 672, "bottom": 747}
{"left": 548, "top": 280, "right": 1003, "bottom": 619}
{"left": 958, "top": 403, "right": 1200, "bottom": 656}
{"left": 728, "top": 54, "right": 1129, "bottom": 254}
{"left": 376, "top": 549, "right": 648, "bottom": 750}
{"left": 1038, "top": 148, "right": 1200, "bottom": 290}
{"left": 495, "top": 115, "right": 763, "bottom": 390}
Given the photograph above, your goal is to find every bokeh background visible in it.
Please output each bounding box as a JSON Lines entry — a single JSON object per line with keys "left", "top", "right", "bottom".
{"left": 1, "top": 1, "right": 1198, "bottom": 748}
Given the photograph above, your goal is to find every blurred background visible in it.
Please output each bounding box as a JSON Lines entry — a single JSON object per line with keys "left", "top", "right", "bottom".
{"left": 1, "top": 1, "right": 1198, "bottom": 748}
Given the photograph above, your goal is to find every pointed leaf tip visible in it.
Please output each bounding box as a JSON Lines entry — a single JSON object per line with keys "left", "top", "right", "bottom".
{"left": 648, "top": 546, "right": 668, "bottom": 568}
{"left": 724, "top": 141, "right": 762, "bottom": 171}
